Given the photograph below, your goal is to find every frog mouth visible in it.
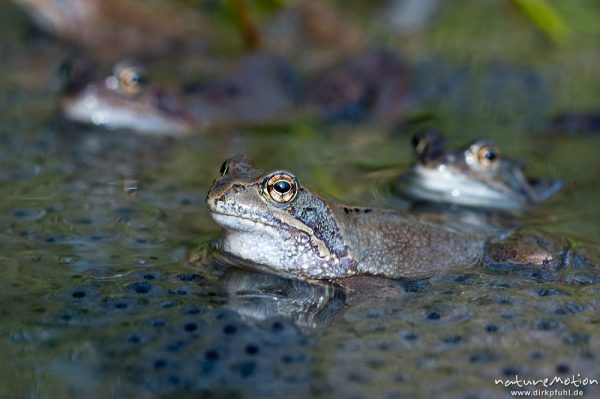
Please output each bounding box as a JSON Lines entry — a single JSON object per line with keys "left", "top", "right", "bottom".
{"left": 62, "top": 83, "right": 196, "bottom": 134}
{"left": 210, "top": 212, "right": 285, "bottom": 232}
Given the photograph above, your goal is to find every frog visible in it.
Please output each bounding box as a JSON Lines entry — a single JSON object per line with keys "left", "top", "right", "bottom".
{"left": 206, "top": 154, "right": 584, "bottom": 280}
{"left": 60, "top": 59, "right": 197, "bottom": 135}
{"left": 60, "top": 55, "right": 297, "bottom": 134}
{"left": 398, "top": 129, "right": 564, "bottom": 209}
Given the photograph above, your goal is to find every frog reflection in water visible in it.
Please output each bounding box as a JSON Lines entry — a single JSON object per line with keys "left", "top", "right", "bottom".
{"left": 400, "top": 130, "right": 564, "bottom": 209}
{"left": 207, "top": 155, "right": 580, "bottom": 280}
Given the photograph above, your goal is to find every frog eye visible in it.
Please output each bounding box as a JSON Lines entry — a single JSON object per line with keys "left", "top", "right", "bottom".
{"left": 263, "top": 172, "right": 298, "bottom": 204}
{"left": 116, "top": 65, "right": 147, "bottom": 95}
{"left": 477, "top": 144, "right": 501, "bottom": 169}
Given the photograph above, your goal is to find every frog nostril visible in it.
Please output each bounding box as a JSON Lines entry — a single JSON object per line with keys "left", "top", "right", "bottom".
{"left": 213, "top": 194, "right": 226, "bottom": 206}
{"left": 232, "top": 184, "right": 245, "bottom": 193}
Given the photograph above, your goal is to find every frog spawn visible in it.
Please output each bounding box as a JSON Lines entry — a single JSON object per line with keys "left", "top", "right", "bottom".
{"left": 40, "top": 260, "right": 600, "bottom": 398}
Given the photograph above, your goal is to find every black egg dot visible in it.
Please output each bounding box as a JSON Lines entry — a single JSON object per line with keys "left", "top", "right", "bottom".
{"left": 205, "top": 350, "right": 219, "bottom": 361}
{"left": 531, "top": 351, "right": 543, "bottom": 360}
{"left": 556, "top": 364, "right": 570, "bottom": 374}
{"left": 128, "top": 335, "right": 141, "bottom": 344}
{"left": 404, "top": 333, "right": 418, "bottom": 341}
{"left": 223, "top": 324, "right": 237, "bottom": 335}
{"left": 469, "top": 350, "right": 498, "bottom": 363}
{"left": 274, "top": 180, "right": 291, "bottom": 194}
{"left": 184, "top": 323, "right": 197, "bottom": 332}
{"left": 537, "top": 319, "right": 560, "bottom": 331}
{"left": 272, "top": 321, "right": 285, "bottom": 332}
{"left": 443, "top": 335, "right": 462, "bottom": 344}
{"left": 485, "top": 324, "right": 498, "bottom": 333}
{"left": 179, "top": 273, "right": 202, "bottom": 282}
{"left": 427, "top": 311, "right": 441, "bottom": 320}
{"left": 183, "top": 307, "right": 200, "bottom": 315}
{"left": 154, "top": 359, "right": 167, "bottom": 369}
{"left": 72, "top": 291, "right": 86, "bottom": 299}
{"left": 245, "top": 344, "right": 259, "bottom": 355}
{"left": 379, "top": 343, "right": 391, "bottom": 351}
{"left": 127, "top": 282, "right": 152, "bottom": 294}
{"left": 167, "top": 375, "right": 180, "bottom": 386}
{"left": 537, "top": 288, "right": 562, "bottom": 296}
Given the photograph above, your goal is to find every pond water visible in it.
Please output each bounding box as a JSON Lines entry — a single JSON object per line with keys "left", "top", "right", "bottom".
{"left": 1, "top": 1, "right": 600, "bottom": 399}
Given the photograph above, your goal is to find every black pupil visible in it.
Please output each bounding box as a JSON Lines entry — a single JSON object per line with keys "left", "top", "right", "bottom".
{"left": 273, "top": 180, "right": 291, "bottom": 194}
{"left": 484, "top": 149, "right": 497, "bottom": 161}
{"left": 130, "top": 73, "right": 145, "bottom": 86}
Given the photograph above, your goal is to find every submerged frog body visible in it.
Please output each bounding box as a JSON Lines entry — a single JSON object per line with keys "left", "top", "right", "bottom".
{"left": 400, "top": 130, "right": 564, "bottom": 209}
{"left": 60, "top": 59, "right": 196, "bottom": 135}
{"left": 207, "top": 155, "right": 487, "bottom": 280}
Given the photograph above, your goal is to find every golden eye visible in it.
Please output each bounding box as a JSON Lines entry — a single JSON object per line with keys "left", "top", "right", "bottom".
{"left": 264, "top": 173, "right": 298, "bottom": 203}
{"left": 117, "top": 66, "right": 147, "bottom": 95}
{"left": 477, "top": 144, "right": 501, "bottom": 169}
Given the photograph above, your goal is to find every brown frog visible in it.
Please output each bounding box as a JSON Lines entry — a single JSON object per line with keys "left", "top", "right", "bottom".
{"left": 206, "top": 155, "right": 581, "bottom": 280}
{"left": 399, "top": 129, "right": 564, "bottom": 209}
